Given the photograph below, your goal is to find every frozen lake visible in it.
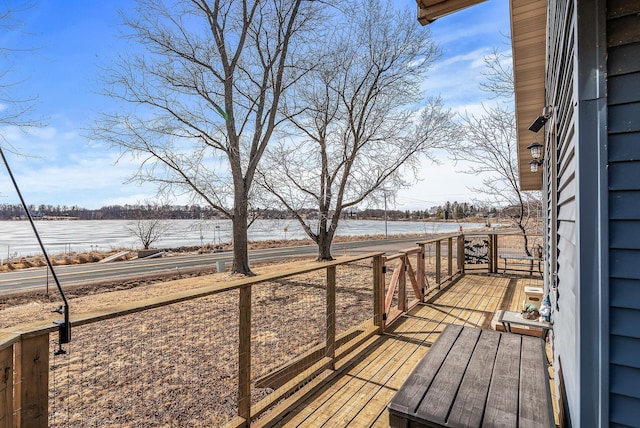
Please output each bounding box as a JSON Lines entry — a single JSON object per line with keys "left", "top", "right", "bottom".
{"left": 0, "top": 219, "right": 486, "bottom": 257}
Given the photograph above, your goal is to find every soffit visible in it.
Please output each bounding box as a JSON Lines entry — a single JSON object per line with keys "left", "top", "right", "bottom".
{"left": 510, "top": 0, "right": 546, "bottom": 191}
{"left": 415, "top": 0, "right": 547, "bottom": 191}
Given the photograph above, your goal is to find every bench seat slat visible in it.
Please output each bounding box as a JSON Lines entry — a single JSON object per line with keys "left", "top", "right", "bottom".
{"left": 416, "top": 327, "right": 482, "bottom": 424}
{"left": 388, "top": 324, "right": 462, "bottom": 415}
{"left": 519, "top": 336, "right": 555, "bottom": 428}
{"left": 448, "top": 329, "right": 501, "bottom": 428}
{"left": 388, "top": 326, "right": 553, "bottom": 428}
{"left": 483, "top": 334, "right": 521, "bottom": 427}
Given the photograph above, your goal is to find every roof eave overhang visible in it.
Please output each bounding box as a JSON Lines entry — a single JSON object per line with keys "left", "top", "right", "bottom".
{"left": 416, "top": 0, "right": 487, "bottom": 25}
{"left": 510, "top": 0, "right": 546, "bottom": 191}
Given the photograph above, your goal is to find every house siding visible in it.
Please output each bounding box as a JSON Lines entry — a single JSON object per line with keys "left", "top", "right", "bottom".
{"left": 607, "top": 2, "right": 640, "bottom": 425}
{"left": 545, "top": 0, "right": 580, "bottom": 424}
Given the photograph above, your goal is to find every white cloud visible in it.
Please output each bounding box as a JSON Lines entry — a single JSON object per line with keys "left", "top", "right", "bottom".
{"left": 393, "top": 158, "right": 488, "bottom": 210}
{"left": 431, "top": 21, "right": 507, "bottom": 46}
{"left": 452, "top": 102, "right": 488, "bottom": 118}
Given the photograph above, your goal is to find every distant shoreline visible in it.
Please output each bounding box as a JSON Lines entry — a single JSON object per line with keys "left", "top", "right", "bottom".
{"left": 0, "top": 218, "right": 497, "bottom": 259}
{"left": 0, "top": 227, "right": 506, "bottom": 273}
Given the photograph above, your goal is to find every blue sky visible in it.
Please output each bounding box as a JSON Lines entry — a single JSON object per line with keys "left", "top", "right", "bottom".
{"left": 0, "top": 0, "right": 511, "bottom": 210}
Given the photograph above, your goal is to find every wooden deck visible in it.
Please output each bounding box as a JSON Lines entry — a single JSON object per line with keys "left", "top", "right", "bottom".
{"left": 257, "top": 273, "right": 553, "bottom": 427}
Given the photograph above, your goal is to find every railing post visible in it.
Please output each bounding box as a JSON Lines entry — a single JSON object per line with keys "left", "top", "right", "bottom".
{"left": 15, "top": 335, "right": 49, "bottom": 428}
{"left": 487, "top": 234, "right": 493, "bottom": 273}
{"left": 239, "top": 285, "right": 251, "bottom": 426}
{"left": 457, "top": 234, "right": 465, "bottom": 274}
{"left": 1, "top": 344, "right": 14, "bottom": 427}
{"left": 373, "top": 254, "right": 385, "bottom": 333}
{"left": 435, "top": 241, "right": 441, "bottom": 288}
{"left": 398, "top": 255, "right": 407, "bottom": 312}
{"left": 326, "top": 266, "right": 336, "bottom": 370}
{"left": 495, "top": 234, "right": 499, "bottom": 273}
{"left": 447, "top": 237, "right": 453, "bottom": 278}
{"left": 417, "top": 244, "right": 425, "bottom": 299}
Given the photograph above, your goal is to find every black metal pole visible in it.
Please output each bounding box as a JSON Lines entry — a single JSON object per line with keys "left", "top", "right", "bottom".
{"left": 0, "top": 147, "right": 70, "bottom": 350}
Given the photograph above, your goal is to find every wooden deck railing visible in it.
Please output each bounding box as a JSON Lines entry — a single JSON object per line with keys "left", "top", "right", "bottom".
{"left": 0, "top": 252, "right": 386, "bottom": 427}
{"left": 0, "top": 230, "right": 540, "bottom": 427}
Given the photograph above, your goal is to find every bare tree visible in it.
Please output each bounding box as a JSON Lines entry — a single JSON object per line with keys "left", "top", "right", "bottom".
{"left": 257, "top": 1, "right": 454, "bottom": 261}
{"left": 453, "top": 48, "right": 541, "bottom": 255}
{"left": 0, "top": 1, "right": 42, "bottom": 149}
{"left": 94, "top": 0, "right": 319, "bottom": 274}
{"left": 126, "top": 201, "right": 171, "bottom": 250}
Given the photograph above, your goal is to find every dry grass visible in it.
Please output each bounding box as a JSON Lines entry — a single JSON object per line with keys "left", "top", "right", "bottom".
{"left": 0, "top": 257, "right": 318, "bottom": 328}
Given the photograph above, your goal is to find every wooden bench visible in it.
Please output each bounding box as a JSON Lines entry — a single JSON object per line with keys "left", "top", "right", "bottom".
{"left": 388, "top": 324, "right": 554, "bottom": 428}
{"left": 499, "top": 254, "right": 542, "bottom": 275}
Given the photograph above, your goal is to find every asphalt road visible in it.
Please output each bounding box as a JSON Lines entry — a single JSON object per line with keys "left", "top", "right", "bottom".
{"left": 0, "top": 237, "right": 422, "bottom": 295}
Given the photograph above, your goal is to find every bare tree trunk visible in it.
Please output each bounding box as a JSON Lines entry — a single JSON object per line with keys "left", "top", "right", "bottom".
{"left": 231, "top": 176, "right": 252, "bottom": 274}
{"left": 517, "top": 194, "right": 532, "bottom": 257}
{"left": 317, "top": 229, "right": 334, "bottom": 261}
{"left": 232, "top": 213, "right": 251, "bottom": 274}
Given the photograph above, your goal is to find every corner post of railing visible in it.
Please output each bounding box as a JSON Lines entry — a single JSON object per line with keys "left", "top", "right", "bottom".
{"left": 1, "top": 342, "right": 15, "bottom": 427}
{"left": 417, "top": 244, "right": 426, "bottom": 299}
{"left": 238, "top": 284, "right": 252, "bottom": 425}
{"left": 435, "top": 240, "right": 442, "bottom": 288}
{"left": 372, "top": 254, "right": 385, "bottom": 334}
{"left": 398, "top": 254, "right": 407, "bottom": 312}
{"left": 447, "top": 237, "right": 453, "bottom": 278}
{"left": 15, "top": 333, "right": 49, "bottom": 428}
{"left": 487, "top": 233, "right": 493, "bottom": 273}
{"left": 493, "top": 234, "right": 499, "bottom": 273}
{"left": 457, "top": 233, "right": 465, "bottom": 274}
{"left": 326, "top": 266, "right": 336, "bottom": 370}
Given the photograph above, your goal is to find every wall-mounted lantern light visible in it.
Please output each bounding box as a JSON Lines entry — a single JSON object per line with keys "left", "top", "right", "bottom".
{"left": 529, "top": 159, "right": 543, "bottom": 173}
{"left": 527, "top": 141, "right": 543, "bottom": 160}
{"left": 527, "top": 142, "right": 543, "bottom": 172}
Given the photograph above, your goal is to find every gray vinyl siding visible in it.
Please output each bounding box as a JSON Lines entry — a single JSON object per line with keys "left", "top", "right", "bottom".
{"left": 540, "top": 0, "right": 640, "bottom": 425}
{"left": 607, "top": 1, "right": 640, "bottom": 426}
{"left": 545, "top": 0, "right": 581, "bottom": 424}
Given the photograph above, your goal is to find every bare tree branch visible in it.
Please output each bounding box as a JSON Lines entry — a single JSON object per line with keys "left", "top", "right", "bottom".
{"left": 258, "top": 0, "right": 454, "bottom": 260}
{"left": 126, "top": 200, "right": 172, "bottom": 249}
{"left": 451, "top": 45, "right": 541, "bottom": 255}
{"left": 94, "top": 0, "right": 320, "bottom": 273}
{"left": 0, "top": 1, "right": 44, "bottom": 152}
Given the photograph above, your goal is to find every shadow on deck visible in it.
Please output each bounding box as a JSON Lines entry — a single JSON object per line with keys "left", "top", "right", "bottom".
{"left": 256, "top": 273, "right": 549, "bottom": 428}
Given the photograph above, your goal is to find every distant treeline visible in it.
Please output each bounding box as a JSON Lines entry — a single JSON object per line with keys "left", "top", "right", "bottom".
{"left": 0, "top": 203, "right": 221, "bottom": 220}
{"left": 0, "top": 201, "right": 498, "bottom": 221}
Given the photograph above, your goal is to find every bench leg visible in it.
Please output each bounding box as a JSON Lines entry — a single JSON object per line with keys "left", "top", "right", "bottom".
{"left": 389, "top": 413, "right": 409, "bottom": 428}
